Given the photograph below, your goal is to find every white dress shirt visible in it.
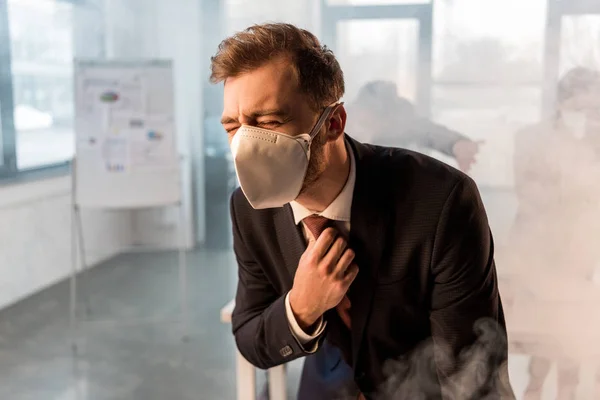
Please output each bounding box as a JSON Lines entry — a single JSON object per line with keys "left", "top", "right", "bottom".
{"left": 285, "top": 141, "right": 356, "bottom": 352}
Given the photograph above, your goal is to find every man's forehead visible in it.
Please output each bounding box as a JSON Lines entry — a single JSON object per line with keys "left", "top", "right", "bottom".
{"left": 222, "top": 59, "right": 301, "bottom": 113}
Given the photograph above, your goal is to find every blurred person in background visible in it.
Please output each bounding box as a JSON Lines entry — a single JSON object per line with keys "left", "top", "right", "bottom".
{"left": 508, "top": 67, "right": 600, "bottom": 400}
{"left": 345, "top": 80, "right": 482, "bottom": 173}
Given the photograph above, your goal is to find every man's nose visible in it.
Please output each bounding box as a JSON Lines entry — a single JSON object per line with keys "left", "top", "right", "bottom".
{"left": 238, "top": 114, "right": 255, "bottom": 126}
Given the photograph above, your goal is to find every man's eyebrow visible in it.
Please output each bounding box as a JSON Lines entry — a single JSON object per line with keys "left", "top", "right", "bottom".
{"left": 249, "top": 109, "right": 289, "bottom": 119}
{"left": 220, "top": 116, "right": 237, "bottom": 125}
{"left": 220, "top": 109, "right": 290, "bottom": 125}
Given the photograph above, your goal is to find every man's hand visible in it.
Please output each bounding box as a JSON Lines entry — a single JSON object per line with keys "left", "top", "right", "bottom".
{"left": 452, "top": 139, "right": 482, "bottom": 173}
{"left": 289, "top": 228, "right": 358, "bottom": 330}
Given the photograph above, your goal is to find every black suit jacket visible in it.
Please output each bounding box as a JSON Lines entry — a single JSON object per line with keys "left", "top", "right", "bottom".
{"left": 230, "top": 137, "right": 514, "bottom": 399}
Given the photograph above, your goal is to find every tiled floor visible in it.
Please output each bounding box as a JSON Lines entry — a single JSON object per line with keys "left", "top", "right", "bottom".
{"left": 0, "top": 250, "right": 244, "bottom": 400}
{"left": 0, "top": 247, "right": 597, "bottom": 399}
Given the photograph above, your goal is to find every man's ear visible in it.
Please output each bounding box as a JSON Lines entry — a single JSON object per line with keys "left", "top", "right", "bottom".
{"left": 326, "top": 104, "right": 347, "bottom": 140}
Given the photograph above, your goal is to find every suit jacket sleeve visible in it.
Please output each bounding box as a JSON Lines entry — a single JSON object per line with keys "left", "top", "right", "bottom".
{"left": 404, "top": 118, "right": 467, "bottom": 157}
{"left": 229, "top": 194, "right": 319, "bottom": 369}
{"left": 429, "top": 176, "right": 515, "bottom": 399}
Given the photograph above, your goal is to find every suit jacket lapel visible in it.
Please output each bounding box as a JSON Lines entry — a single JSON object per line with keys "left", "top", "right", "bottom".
{"left": 273, "top": 204, "right": 306, "bottom": 283}
{"left": 347, "top": 138, "right": 390, "bottom": 370}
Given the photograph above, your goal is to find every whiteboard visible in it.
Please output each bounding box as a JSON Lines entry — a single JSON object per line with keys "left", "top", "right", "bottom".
{"left": 73, "top": 59, "right": 181, "bottom": 208}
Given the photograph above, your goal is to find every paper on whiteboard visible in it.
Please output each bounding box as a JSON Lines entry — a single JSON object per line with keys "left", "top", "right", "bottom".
{"left": 102, "top": 137, "right": 128, "bottom": 172}
{"left": 76, "top": 134, "right": 105, "bottom": 172}
{"left": 74, "top": 60, "right": 180, "bottom": 208}
{"left": 109, "top": 112, "right": 146, "bottom": 131}
{"left": 75, "top": 133, "right": 128, "bottom": 173}
{"left": 76, "top": 72, "right": 145, "bottom": 131}
{"left": 128, "top": 122, "right": 176, "bottom": 171}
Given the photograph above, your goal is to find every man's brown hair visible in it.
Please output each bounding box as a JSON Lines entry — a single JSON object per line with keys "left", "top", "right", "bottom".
{"left": 210, "top": 23, "right": 345, "bottom": 110}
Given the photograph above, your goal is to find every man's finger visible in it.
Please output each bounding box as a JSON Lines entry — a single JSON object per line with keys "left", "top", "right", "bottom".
{"left": 313, "top": 227, "right": 337, "bottom": 259}
{"left": 341, "top": 263, "right": 359, "bottom": 285}
{"left": 336, "top": 296, "right": 352, "bottom": 328}
{"left": 338, "top": 295, "right": 351, "bottom": 308}
{"left": 323, "top": 236, "right": 348, "bottom": 272}
{"left": 343, "top": 264, "right": 358, "bottom": 287}
{"left": 333, "top": 248, "right": 355, "bottom": 278}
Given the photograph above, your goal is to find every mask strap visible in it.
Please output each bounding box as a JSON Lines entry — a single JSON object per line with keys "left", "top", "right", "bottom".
{"left": 308, "top": 102, "right": 344, "bottom": 139}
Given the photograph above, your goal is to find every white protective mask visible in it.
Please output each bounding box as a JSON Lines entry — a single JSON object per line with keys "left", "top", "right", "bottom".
{"left": 561, "top": 111, "right": 587, "bottom": 139}
{"left": 230, "top": 103, "right": 340, "bottom": 209}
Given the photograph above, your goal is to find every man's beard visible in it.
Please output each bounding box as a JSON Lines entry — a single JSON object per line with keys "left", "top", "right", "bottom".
{"left": 299, "top": 132, "right": 327, "bottom": 195}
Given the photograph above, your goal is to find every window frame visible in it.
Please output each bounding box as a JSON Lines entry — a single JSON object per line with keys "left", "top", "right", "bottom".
{"left": 0, "top": 0, "right": 98, "bottom": 183}
{"left": 320, "top": 1, "right": 434, "bottom": 116}
{"left": 0, "top": 0, "right": 17, "bottom": 179}
{"left": 542, "top": 0, "right": 600, "bottom": 117}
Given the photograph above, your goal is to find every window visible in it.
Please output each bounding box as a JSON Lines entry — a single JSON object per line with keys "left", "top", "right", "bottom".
{"left": 336, "top": 18, "right": 419, "bottom": 103}
{"left": 0, "top": 0, "right": 103, "bottom": 178}
{"left": 0, "top": 0, "right": 16, "bottom": 174}
{"left": 8, "top": 0, "right": 75, "bottom": 170}
{"left": 225, "top": 0, "right": 317, "bottom": 35}
{"left": 559, "top": 14, "right": 600, "bottom": 75}
{"left": 0, "top": 98, "right": 4, "bottom": 168}
{"left": 430, "top": 0, "right": 548, "bottom": 187}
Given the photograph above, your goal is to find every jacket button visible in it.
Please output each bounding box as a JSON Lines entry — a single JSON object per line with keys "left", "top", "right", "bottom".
{"left": 279, "top": 345, "right": 293, "bottom": 357}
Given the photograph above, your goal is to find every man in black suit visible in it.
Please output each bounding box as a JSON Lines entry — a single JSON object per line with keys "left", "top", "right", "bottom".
{"left": 210, "top": 23, "right": 514, "bottom": 400}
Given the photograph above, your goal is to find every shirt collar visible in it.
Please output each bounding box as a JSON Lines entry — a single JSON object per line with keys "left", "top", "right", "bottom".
{"left": 289, "top": 140, "right": 356, "bottom": 225}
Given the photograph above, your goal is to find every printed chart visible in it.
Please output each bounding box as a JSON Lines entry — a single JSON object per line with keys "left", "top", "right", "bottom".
{"left": 74, "top": 60, "right": 180, "bottom": 208}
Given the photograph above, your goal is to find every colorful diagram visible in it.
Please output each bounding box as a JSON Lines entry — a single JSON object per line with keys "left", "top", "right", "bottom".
{"left": 106, "top": 163, "right": 125, "bottom": 172}
{"left": 100, "top": 91, "right": 120, "bottom": 103}
{"left": 147, "top": 130, "right": 164, "bottom": 141}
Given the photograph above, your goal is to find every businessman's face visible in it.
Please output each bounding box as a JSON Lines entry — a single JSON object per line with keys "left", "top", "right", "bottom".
{"left": 221, "top": 56, "right": 345, "bottom": 193}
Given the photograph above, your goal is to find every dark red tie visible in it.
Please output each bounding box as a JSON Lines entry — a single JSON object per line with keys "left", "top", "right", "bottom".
{"left": 302, "top": 215, "right": 331, "bottom": 240}
{"left": 303, "top": 215, "right": 363, "bottom": 399}
{"left": 302, "top": 215, "right": 352, "bottom": 329}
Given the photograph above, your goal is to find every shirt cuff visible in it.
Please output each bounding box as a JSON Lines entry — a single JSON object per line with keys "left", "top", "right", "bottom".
{"left": 285, "top": 292, "right": 326, "bottom": 352}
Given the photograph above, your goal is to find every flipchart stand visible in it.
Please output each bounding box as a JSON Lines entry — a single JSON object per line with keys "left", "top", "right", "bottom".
{"left": 69, "top": 158, "right": 189, "bottom": 354}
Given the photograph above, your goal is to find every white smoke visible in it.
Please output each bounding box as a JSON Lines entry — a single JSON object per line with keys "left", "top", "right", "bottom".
{"left": 374, "top": 318, "right": 511, "bottom": 400}
{"left": 215, "top": 1, "right": 600, "bottom": 398}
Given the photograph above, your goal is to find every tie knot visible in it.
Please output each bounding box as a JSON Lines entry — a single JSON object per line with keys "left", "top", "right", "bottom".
{"left": 302, "top": 215, "right": 331, "bottom": 240}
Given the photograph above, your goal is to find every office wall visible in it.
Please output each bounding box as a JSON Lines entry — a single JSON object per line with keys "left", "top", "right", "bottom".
{"left": 0, "top": 176, "right": 132, "bottom": 310}
{"left": 0, "top": 1, "right": 132, "bottom": 311}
